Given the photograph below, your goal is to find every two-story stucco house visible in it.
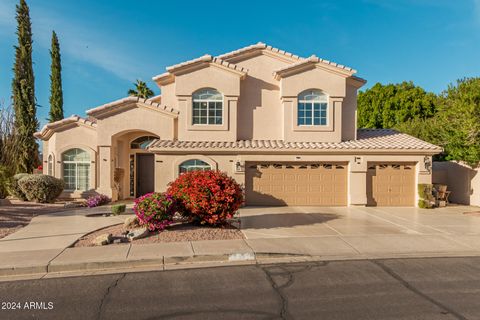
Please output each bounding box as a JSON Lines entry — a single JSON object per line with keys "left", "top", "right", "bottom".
{"left": 35, "top": 43, "right": 442, "bottom": 207}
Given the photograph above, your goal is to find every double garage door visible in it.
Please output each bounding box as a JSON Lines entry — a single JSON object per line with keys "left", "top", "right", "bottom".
{"left": 246, "top": 162, "right": 348, "bottom": 206}
{"left": 245, "top": 162, "right": 415, "bottom": 207}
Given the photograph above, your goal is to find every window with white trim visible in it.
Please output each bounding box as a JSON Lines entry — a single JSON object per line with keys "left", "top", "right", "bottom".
{"left": 131, "top": 136, "right": 157, "bottom": 149}
{"left": 192, "top": 89, "right": 223, "bottom": 125}
{"left": 179, "top": 159, "right": 211, "bottom": 174}
{"left": 62, "top": 148, "right": 90, "bottom": 191}
{"left": 47, "top": 154, "right": 53, "bottom": 176}
{"left": 297, "top": 89, "right": 328, "bottom": 126}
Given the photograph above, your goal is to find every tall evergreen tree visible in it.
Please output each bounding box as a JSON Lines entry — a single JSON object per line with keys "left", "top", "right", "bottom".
{"left": 48, "top": 30, "right": 63, "bottom": 122}
{"left": 11, "top": 0, "right": 39, "bottom": 173}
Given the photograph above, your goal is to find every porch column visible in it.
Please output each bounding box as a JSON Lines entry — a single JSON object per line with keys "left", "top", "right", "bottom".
{"left": 349, "top": 157, "right": 368, "bottom": 206}
{"left": 97, "top": 145, "right": 114, "bottom": 199}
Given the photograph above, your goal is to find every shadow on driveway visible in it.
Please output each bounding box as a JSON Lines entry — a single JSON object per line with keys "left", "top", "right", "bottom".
{"left": 240, "top": 212, "right": 340, "bottom": 229}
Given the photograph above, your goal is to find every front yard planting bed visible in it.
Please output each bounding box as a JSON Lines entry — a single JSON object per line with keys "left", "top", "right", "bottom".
{"left": 73, "top": 221, "right": 244, "bottom": 247}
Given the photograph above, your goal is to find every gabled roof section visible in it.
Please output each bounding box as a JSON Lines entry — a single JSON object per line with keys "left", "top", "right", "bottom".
{"left": 153, "top": 54, "right": 247, "bottom": 85}
{"left": 34, "top": 115, "right": 97, "bottom": 140}
{"left": 216, "top": 42, "right": 303, "bottom": 63}
{"left": 273, "top": 54, "right": 361, "bottom": 80}
{"left": 148, "top": 129, "right": 442, "bottom": 155}
{"left": 86, "top": 96, "right": 179, "bottom": 119}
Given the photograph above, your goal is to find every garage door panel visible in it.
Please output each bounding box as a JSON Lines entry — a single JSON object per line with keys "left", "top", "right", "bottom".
{"left": 367, "top": 163, "right": 415, "bottom": 207}
{"left": 246, "top": 162, "right": 347, "bottom": 206}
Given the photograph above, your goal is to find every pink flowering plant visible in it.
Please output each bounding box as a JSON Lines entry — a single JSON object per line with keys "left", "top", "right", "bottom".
{"left": 133, "top": 192, "right": 179, "bottom": 231}
{"left": 86, "top": 194, "right": 111, "bottom": 208}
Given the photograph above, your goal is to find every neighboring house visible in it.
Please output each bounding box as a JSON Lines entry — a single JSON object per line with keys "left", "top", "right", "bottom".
{"left": 35, "top": 42, "right": 442, "bottom": 207}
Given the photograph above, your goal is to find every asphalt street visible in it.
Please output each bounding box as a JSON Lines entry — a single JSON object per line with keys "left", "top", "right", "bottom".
{"left": 1, "top": 257, "right": 480, "bottom": 320}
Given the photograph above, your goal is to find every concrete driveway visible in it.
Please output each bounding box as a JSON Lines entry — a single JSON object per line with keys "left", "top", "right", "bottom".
{"left": 238, "top": 205, "right": 480, "bottom": 257}
{"left": 239, "top": 205, "right": 480, "bottom": 239}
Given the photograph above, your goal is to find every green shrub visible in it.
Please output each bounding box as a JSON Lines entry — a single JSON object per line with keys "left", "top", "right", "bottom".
{"left": 8, "top": 173, "right": 30, "bottom": 200}
{"left": 418, "top": 199, "right": 429, "bottom": 208}
{"left": 17, "top": 174, "right": 65, "bottom": 203}
{"left": 111, "top": 204, "right": 126, "bottom": 215}
{"left": 418, "top": 184, "right": 434, "bottom": 209}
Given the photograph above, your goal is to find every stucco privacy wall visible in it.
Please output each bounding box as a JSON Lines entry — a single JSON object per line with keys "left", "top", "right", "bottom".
{"left": 433, "top": 161, "right": 480, "bottom": 206}
{"left": 155, "top": 153, "right": 431, "bottom": 206}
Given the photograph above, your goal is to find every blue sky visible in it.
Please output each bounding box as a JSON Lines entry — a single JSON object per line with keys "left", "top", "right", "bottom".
{"left": 0, "top": 0, "right": 479, "bottom": 129}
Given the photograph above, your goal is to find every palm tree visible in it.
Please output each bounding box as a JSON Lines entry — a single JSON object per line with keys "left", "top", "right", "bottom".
{"left": 127, "top": 79, "right": 154, "bottom": 99}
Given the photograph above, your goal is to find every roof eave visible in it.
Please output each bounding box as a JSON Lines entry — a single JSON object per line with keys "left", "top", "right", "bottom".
{"left": 86, "top": 97, "right": 179, "bottom": 119}
{"left": 147, "top": 147, "right": 442, "bottom": 155}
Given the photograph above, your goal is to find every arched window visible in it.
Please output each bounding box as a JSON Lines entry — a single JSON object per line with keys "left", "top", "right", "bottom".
{"left": 192, "top": 88, "right": 223, "bottom": 125}
{"left": 131, "top": 136, "right": 157, "bottom": 149}
{"left": 62, "top": 148, "right": 90, "bottom": 191}
{"left": 47, "top": 154, "right": 53, "bottom": 176}
{"left": 297, "top": 89, "right": 328, "bottom": 126}
{"left": 179, "top": 159, "right": 211, "bottom": 174}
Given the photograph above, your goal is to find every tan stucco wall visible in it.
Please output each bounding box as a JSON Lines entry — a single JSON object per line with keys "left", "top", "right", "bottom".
{"left": 234, "top": 54, "right": 289, "bottom": 140}
{"left": 42, "top": 124, "right": 98, "bottom": 198}
{"left": 170, "top": 65, "right": 241, "bottom": 142}
{"left": 96, "top": 106, "right": 175, "bottom": 145}
{"left": 154, "top": 153, "right": 430, "bottom": 207}
{"left": 342, "top": 84, "right": 358, "bottom": 141}
{"left": 433, "top": 161, "right": 480, "bottom": 206}
{"left": 157, "top": 52, "right": 358, "bottom": 143}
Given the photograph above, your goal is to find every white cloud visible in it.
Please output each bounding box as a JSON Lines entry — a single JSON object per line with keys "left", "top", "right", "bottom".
{"left": 0, "top": 0, "right": 148, "bottom": 81}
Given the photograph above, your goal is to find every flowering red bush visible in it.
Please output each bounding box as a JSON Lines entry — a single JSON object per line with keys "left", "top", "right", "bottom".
{"left": 167, "top": 170, "right": 244, "bottom": 226}
{"left": 133, "top": 192, "right": 179, "bottom": 231}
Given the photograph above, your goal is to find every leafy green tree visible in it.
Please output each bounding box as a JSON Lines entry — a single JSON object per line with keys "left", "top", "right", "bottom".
{"left": 48, "top": 30, "right": 64, "bottom": 122}
{"left": 435, "top": 78, "right": 480, "bottom": 167}
{"left": 395, "top": 78, "right": 480, "bottom": 167}
{"left": 357, "top": 81, "right": 437, "bottom": 129}
{"left": 11, "top": 0, "right": 39, "bottom": 173}
{"left": 127, "top": 80, "right": 154, "bottom": 99}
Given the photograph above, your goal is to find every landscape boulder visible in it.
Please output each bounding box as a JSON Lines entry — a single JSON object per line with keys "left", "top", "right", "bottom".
{"left": 93, "top": 233, "right": 113, "bottom": 246}
{"left": 126, "top": 227, "right": 148, "bottom": 241}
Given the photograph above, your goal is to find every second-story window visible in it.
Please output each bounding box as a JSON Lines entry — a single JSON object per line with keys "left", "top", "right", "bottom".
{"left": 192, "top": 88, "right": 223, "bottom": 125}
{"left": 297, "top": 89, "right": 328, "bottom": 126}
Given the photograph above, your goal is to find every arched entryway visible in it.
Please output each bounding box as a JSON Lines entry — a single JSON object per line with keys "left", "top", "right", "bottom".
{"left": 112, "top": 130, "right": 158, "bottom": 199}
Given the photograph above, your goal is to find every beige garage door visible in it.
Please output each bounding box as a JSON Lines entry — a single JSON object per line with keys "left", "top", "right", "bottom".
{"left": 367, "top": 163, "right": 415, "bottom": 206}
{"left": 246, "top": 162, "right": 347, "bottom": 206}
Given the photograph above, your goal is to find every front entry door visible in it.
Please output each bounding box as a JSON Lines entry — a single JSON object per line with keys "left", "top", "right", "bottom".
{"left": 136, "top": 154, "right": 154, "bottom": 197}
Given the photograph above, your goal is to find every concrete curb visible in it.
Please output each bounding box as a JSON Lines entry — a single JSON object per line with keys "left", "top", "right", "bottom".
{"left": 2, "top": 250, "right": 480, "bottom": 280}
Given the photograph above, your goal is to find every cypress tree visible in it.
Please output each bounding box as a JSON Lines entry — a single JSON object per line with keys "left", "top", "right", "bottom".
{"left": 11, "top": 0, "right": 39, "bottom": 173}
{"left": 48, "top": 30, "right": 63, "bottom": 122}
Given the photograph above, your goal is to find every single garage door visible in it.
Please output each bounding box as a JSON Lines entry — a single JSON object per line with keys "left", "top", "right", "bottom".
{"left": 246, "top": 162, "right": 347, "bottom": 206}
{"left": 367, "top": 163, "right": 415, "bottom": 206}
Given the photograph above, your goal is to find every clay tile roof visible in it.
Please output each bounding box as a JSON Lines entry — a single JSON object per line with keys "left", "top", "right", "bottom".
{"left": 216, "top": 42, "right": 303, "bottom": 61}
{"left": 274, "top": 55, "right": 357, "bottom": 79}
{"left": 153, "top": 54, "right": 248, "bottom": 82}
{"left": 86, "top": 96, "right": 179, "bottom": 117}
{"left": 148, "top": 129, "right": 442, "bottom": 154}
{"left": 34, "top": 115, "right": 97, "bottom": 140}
{"left": 164, "top": 54, "right": 248, "bottom": 74}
